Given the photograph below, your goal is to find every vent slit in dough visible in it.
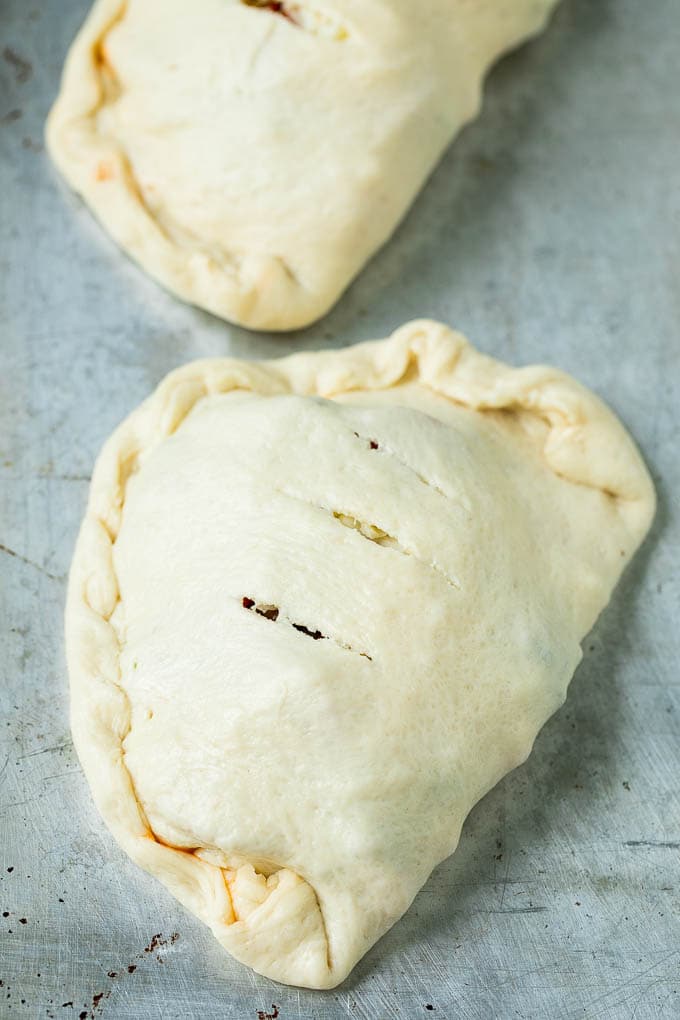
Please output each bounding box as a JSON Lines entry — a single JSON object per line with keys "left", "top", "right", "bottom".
{"left": 242, "top": 0, "right": 349, "bottom": 39}
{"left": 275, "top": 490, "right": 464, "bottom": 590}
{"left": 352, "top": 429, "right": 470, "bottom": 509}
{"left": 241, "top": 596, "right": 373, "bottom": 659}
{"left": 66, "top": 320, "right": 654, "bottom": 988}
{"left": 48, "top": 0, "right": 561, "bottom": 330}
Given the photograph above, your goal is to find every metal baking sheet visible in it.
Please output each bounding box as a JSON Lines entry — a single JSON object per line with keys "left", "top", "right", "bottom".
{"left": 1, "top": 1, "right": 678, "bottom": 1017}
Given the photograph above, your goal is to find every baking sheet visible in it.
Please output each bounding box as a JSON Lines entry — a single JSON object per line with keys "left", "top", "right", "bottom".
{"left": 1, "top": 1, "right": 679, "bottom": 1017}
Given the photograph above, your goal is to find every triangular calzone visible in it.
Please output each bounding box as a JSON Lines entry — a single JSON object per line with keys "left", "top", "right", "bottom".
{"left": 66, "top": 321, "right": 654, "bottom": 988}
{"left": 47, "top": 0, "right": 560, "bottom": 330}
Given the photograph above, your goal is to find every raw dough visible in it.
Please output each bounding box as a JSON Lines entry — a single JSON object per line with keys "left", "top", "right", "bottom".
{"left": 47, "top": 0, "right": 560, "bottom": 330}
{"left": 66, "top": 320, "right": 654, "bottom": 988}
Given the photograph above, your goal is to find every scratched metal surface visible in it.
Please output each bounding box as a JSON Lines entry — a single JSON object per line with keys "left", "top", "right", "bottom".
{"left": 1, "top": 1, "right": 679, "bottom": 1018}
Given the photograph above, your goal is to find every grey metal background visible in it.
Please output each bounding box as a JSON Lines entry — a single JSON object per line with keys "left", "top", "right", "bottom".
{"left": 1, "top": 1, "right": 679, "bottom": 1017}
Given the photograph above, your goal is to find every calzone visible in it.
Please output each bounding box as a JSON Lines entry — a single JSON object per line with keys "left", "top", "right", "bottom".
{"left": 47, "top": 0, "right": 560, "bottom": 330}
{"left": 66, "top": 320, "right": 654, "bottom": 988}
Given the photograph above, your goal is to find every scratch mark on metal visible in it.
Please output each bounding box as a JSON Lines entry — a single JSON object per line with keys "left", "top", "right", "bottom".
{"left": 498, "top": 850, "right": 512, "bottom": 910}
{"left": 487, "top": 905, "right": 547, "bottom": 914}
{"left": 46, "top": 473, "right": 91, "bottom": 482}
{"left": 630, "top": 976, "right": 668, "bottom": 1019}
{"left": 564, "top": 950, "right": 680, "bottom": 1020}
{"left": 624, "top": 840, "right": 680, "bottom": 849}
{"left": 0, "top": 542, "right": 63, "bottom": 582}
{"left": 0, "top": 791, "right": 51, "bottom": 815}
{"left": 18, "top": 741, "right": 72, "bottom": 760}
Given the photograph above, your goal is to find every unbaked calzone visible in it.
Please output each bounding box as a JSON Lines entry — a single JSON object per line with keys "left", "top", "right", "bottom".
{"left": 47, "top": 0, "right": 560, "bottom": 330}
{"left": 66, "top": 320, "right": 654, "bottom": 988}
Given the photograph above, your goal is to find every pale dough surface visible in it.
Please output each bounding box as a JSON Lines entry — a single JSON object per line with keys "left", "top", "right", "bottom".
{"left": 65, "top": 320, "right": 655, "bottom": 988}
{"left": 47, "top": 0, "right": 560, "bottom": 330}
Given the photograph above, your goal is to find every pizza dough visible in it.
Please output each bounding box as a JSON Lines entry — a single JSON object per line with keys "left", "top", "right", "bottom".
{"left": 47, "top": 0, "right": 560, "bottom": 330}
{"left": 66, "top": 320, "right": 654, "bottom": 988}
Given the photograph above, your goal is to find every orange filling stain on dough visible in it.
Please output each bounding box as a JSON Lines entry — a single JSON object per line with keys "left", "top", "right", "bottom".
{"left": 95, "top": 160, "right": 115, "bottom": 182}
{"left": 142, "top": 830, "right": 238, "bottom": 924}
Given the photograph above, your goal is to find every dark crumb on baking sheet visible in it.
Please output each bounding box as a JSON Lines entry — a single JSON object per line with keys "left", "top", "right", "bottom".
{"left": 2, "top": 47, "right": 32, "bottom": 83}
{"left": 71, "top": 989, "right": 111, "bottom": 1019}
{"left": 58, "top": 932, "right": 182, "bottom": 1018}
{"left": 143, "top": 931, "right": 179, "bottom": 954}
{"left": 257, "top": 1006, "right": 280, "bottom": 1020}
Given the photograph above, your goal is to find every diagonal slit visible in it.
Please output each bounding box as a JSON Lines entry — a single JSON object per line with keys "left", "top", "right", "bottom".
{"left": 240, "top": 0, "right": 348, "bottom": 39}
{"left": 275, "top": 489, "right": 462, "bottom": 591}
{"left": 351, "top": 429, "right": 471, "bottom": 513}
{"left": 331, "top": 512, "right": 461, "bottom": 591}
{"left": 240, "top": 597, "right": 372, "bottom": 661}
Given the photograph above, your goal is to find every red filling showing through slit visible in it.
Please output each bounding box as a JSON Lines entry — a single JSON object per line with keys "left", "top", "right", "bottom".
{"left": 241, "top": 597, "right": 372, "bottom": 659}
{"left": 241, "top": 0, "right": 296, "bottom": 24}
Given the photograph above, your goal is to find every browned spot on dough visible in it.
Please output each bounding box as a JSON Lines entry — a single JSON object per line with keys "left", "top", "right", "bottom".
{"left": 95, "top": 161, "right": 115, "bottom": 182}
